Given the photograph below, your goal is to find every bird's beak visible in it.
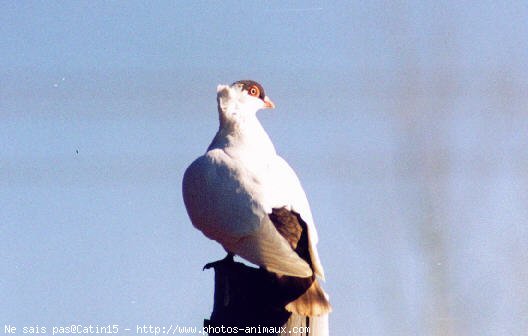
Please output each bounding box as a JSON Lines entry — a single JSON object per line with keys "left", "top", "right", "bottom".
{"left": 263, "top": 96, "right": 275, "bottom": 109}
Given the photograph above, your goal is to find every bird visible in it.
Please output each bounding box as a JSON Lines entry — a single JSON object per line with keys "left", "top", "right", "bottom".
{"left": 182, "top": 80, "right": 331, "bottom": 334}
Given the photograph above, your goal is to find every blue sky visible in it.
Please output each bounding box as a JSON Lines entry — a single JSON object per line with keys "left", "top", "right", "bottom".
{"left": 2, "top": 1, "right": 528, "bottom": 335}
{"left": 2, "top": 1, "right": 352, "bottom": 72}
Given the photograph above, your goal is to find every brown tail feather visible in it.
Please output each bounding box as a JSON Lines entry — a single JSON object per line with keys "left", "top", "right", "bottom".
{"left": 285, "top": 279, "right": 332, "bottom": 316}
{"left": 268, "top": 207, "right": 331, "bottom": 318}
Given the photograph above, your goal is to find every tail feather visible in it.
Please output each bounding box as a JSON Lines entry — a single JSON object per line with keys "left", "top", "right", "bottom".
{"left": 268, "top": 207, "right": 331, "bottom": 335}
{"left": 285, "top": 279, "right": 332, "bottom": 316}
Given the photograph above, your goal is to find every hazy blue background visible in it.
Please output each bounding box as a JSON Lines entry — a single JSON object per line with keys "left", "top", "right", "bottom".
{"left": 2, "top": 1, "right": 527, "bottom": 335}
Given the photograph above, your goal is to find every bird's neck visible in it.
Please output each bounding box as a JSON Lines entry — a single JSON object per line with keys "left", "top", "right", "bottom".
{"left": 209, "top": 112, "right": 276, "bottom": 157}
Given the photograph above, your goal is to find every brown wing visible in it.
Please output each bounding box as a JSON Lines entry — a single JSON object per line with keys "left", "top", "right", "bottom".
{"left": 269, "top": 207, "right": 312, "bottom": 267}
{"left": 268, "top": 207, "right": 332, "bottom": 316}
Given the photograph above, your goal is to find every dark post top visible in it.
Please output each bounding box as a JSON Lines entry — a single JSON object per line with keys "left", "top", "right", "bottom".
{"left": 203, "top": 259, "right": 309, "bottom": 335}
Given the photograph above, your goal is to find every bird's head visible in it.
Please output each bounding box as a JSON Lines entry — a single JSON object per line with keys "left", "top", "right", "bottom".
{"left": 217, "top": 80, "right": 275, "bottom": 122}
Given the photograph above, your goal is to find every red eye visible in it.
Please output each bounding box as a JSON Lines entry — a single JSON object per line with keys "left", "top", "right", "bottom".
{"left": 248, "top": 85, "right": 260, "bottom": 97}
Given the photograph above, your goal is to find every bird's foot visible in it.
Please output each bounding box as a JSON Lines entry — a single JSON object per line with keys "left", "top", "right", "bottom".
{"left": 203, "top": 253, "right": 235, "bottom": 271}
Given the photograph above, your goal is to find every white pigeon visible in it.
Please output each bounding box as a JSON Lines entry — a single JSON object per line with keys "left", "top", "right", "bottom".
{"left": 182, "top": 80, "right": 331, "bottom": 329}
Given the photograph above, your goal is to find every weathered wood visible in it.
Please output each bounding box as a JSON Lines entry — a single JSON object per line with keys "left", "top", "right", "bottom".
{"left": 203, "top": 259, "right": 308, "bottom": 336}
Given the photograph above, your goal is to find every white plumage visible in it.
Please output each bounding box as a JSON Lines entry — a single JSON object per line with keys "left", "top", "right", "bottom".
{"left": 182, "top": 80, "right": 330, "bottom": 334}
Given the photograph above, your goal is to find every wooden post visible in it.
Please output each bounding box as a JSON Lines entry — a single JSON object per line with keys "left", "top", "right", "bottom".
{"left": 202, "top": 259, "right": 307, "bottom": 335}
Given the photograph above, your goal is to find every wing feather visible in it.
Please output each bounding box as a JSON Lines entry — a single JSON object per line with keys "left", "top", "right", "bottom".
{"left": 182, "top": 151, "right": 312, "bottom": 277}
{"left": 267, "top": 156, "right": 325, "bottom": 278}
